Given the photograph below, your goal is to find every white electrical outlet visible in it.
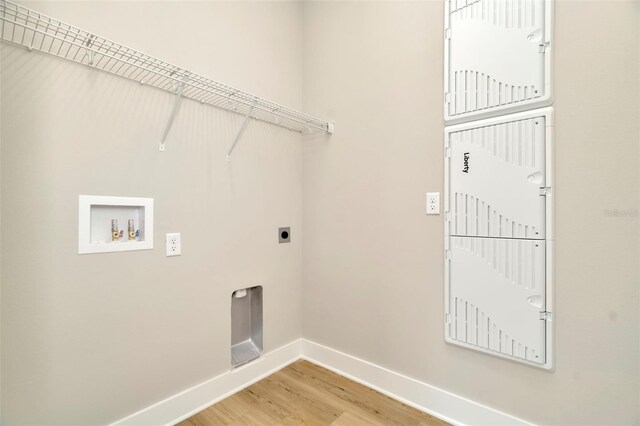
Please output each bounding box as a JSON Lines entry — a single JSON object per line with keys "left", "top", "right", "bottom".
{"left": 426, "top": 192, "right": 440, "bottom": 215}
{"left": 166, "top": 233, "right": 181, "bottom": 256}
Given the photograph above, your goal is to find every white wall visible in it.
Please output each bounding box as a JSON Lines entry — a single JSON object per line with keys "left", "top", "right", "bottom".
{"left": 1, "top": 1, "right": 303, "bottom": 424}
{"left": 0, "top": 15, "right": 2, "bottom": 421}
{"left": 302, "top": 1, "right": 640, "bottom": 425}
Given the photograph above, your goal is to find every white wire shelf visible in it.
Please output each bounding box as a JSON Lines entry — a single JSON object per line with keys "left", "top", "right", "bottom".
{"left": 0, "top": 0, "right": 333, "bottom": 137}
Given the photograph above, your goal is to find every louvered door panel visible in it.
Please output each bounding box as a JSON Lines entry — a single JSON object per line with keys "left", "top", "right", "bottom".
{"left": 448, "top": 236, "right": 546, "bottom": 364}
{"left": 444, "top": 0, "right": 553, "bottom": 122}
{"left": 444, "top": 108, "right": 554, "bottom": 369}
{"left": 447, "top": 113, "right": 548, "bottom": 239}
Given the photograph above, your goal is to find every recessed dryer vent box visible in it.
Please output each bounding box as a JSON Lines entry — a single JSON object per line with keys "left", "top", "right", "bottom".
{"left": 231, "top": 286, "right": 263, "bottom": 368}
{"left": 444, "top": 0, "right": 553, "bottom": 123}
{"left": 444, "top": 108, "right": 554, "bottom": 369}
{"left": 78, "top": 195, "right": 153, "bottom": 254}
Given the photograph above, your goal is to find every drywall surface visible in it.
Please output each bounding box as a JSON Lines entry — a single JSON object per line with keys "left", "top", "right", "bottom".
{"left": 1, "top": 1, "right": 303, "bottom": 424}
{"left": 0, "top": 21, "right": 2, "bottom": 423}
{"left": 301, "top": 1, "right": 640, "bottom": 425}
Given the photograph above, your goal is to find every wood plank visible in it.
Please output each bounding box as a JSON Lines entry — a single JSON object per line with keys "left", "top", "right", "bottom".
{"left": 331, "top": 411, "right": 386, "bottom": 426}
{"left": 178, "top": 360, "right": 448, "bottom": 426}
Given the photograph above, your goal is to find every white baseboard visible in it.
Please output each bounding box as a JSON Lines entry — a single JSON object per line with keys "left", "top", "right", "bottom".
{"left": 300, "top": 339, "right": 531, "bottom": 426}
{"left": 111, "top": 338, "right": 530, "bottom": 426}
{"left": 111, "top": 339, "right": 302, "bottom": 426}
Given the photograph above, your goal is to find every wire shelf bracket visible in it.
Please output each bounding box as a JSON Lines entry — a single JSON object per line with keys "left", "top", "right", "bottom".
{"left": 226, "top": 103, "right": 256, "bottom": 161}
{"left": 0, "top": 0, "right": 334, "bottom": 155}
{"left": 159, "top": 74, "right": 188, "bottom": 152}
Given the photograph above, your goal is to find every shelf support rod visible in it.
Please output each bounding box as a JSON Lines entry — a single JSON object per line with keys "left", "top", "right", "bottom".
{"left": 226, "top": 103, "right": 256, "bottom": 161}
{"left": 159, "top": 74, "right": 188, "bottom": 152}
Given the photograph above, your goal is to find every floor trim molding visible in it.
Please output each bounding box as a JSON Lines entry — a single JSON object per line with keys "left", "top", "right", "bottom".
{"left": 111, "top": 339, "right": 302, "bottom": 426}
{"left": 111, "top": 338, "right": 530, "bottom": 426}
{"left": 301, "top": 339, "right": 531, "bottom": 426}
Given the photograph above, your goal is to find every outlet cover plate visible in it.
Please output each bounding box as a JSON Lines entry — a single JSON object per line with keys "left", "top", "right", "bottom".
{"left": 166, "top": 233, "right": 181, "bottom": 256}
{"left": 426, "top": 192, "right": 440, "bottom": 215}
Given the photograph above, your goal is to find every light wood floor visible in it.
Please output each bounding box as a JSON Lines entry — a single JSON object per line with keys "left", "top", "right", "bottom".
{"left": 178, "top": 360, "right": 448, "bottom": 426}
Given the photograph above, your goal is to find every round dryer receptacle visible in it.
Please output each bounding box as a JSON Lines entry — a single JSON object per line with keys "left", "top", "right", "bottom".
{"left": 278, "top": 227, "right": 291, "bottom": 243}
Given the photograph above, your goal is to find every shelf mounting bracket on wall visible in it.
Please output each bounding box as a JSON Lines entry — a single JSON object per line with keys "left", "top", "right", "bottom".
{"left": 226, "top": 102, "right": 256, "bottom": 161}
{"left": 159, "top": 73, "right": 188, "bottom": 152}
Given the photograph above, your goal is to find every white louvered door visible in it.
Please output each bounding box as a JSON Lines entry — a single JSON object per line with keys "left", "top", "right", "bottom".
{"left": 448, "top": 115, "right": 546, "bottom": 240}
{"left": 444, "top": 0, "right": 553, "bottom": 123}
{"left": 444, "top": 109, "right": 553, "bottom": 368}
{"left": 449, "top": 237, "right": 546, "bottom": 364}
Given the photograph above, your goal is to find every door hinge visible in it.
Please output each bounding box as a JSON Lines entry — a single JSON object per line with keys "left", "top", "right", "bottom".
{"left": 446, "top": 211, "right": 452, "bottom": 222}
{"left": 539, "top": 187, "right": 551, "bottom": 196}
{"left": 539, "top": 311, "right": 552, "bottom": 321}
{"left": 445, "top": 28, "right": 452, "bottom": 40}
{"left": 445, "top": 92, "right": 451, "bottom": 104}
{"left": 445, "top": 147, "right": 452, "bottom": 158}
{"left": 445, "top": 313, "right": 452, "bottom": 324}
{"left": 539, "top": 42, "right": 550, "bottom": 54}
{"left": 445, "top": 249, "right": 452, "bottom": 260}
